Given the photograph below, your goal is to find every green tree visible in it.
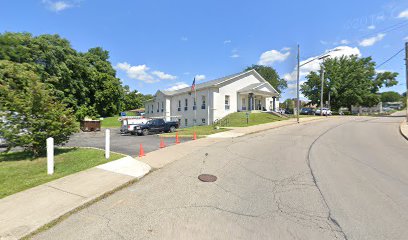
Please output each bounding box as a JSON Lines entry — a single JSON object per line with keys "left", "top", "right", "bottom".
{"left": 0, "top": 32, "right": 128, "bottom": 117}
{"left": 301, "top": 55, "right": 398, "bottom": 110}
{"left": 245, "top": 65, "right": 287, "bottom": 93}
{"left": 380, "top": 91, "right": 402, "bottom": 102}
{"left": 0, "top": 60, "right": 77, "bottom": 156}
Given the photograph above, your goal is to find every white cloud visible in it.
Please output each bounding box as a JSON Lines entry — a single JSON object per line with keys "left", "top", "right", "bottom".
{"left": 195, "top": 74, "right": 206, "bottom": 81}
{"left": 115, "top": 62, "right": 177, "bottom": 83}
{"left": 152, "top": 71, "right": 177, "bottom": 80}
{"left": 166, "top": 82, "right": 189, "bottom": 91}
{"left": 181, "top": 36, "right": 188, "bottom": 41}
{"left": 230, "top": 53, "right": 240, "bottom": 58}
{"left": 224, "top": 40, "right": 231, "bottom": 44}
{"left": 258, "top": 49, "right": 290, "bottom": 65}
{"left": 404, "top": 36, "right": 408, "bottom": 41}
{"left": 183, "top": 72, "right": 190, "bottom": 75}
{"left": 320, "top": 40, "right": 328, "bottom": 45}
{"left": 42, "top": 0, "right": 72, "bottom": 12}
{"left": 281, "top": 47, "right": 291, "bottom": 51}
{"left": 358, "top": 33, "right": 385, "bottom": 47}
{"left": 284, "top": 46, "right": 362, "bottom": 84}
{"left": 340, "top": 39, "right": 350, "bottom": 44}
{"left": 375, "top": 69, "right": 390, "bottom": 74}
{"left": 398, "top": 9, "right": 408, "bottom": 19}
{"left": 368, "top": 25, "right": 376, "bottom": 30}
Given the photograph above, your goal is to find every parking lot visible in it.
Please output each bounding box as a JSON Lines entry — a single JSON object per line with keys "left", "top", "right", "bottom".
{"left": 63, "top": 129, "right": 191, "bottom": 157}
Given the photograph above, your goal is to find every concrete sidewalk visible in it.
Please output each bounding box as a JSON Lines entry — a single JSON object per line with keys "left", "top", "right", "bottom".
{"left": 0, "top": 156, "right": 150, "bottom": 240}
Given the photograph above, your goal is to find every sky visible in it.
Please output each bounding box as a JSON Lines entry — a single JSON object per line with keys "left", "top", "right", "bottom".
{"left": 1, "top": 0, "right": 408, "bottom": 100}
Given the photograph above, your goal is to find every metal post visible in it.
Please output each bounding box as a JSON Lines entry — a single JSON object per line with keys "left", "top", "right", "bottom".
{"left": 47, "top": 137, "right": 54, "bottom": 175}
{"left": 105, "top": 129, "right": 110, "bottom": 159}
{"left": 405, "top": 42, "right": 408, "bottom": 123}
{"left": 320, "top": 65, "right": 325, "bottom": 116}
{"left": 296, "top": 44, "right": 300, "bottom": 123}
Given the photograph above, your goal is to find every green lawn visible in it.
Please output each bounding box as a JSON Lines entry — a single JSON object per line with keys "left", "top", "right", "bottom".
{"left": 161, "top": 125, "right": 230, "bottom": 137}
{"left": 224, "top": 112, "right": 285, "bottom": 127}
{"left": 0, "top": 148, "right": 123, "bottom": 199}
{"left": 101, "top": 116, "right": 122, "bottom": 128}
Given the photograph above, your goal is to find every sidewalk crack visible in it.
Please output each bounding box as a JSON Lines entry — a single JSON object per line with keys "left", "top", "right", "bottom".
{"left": 44, "top": 184, "right": 87, "bottom": 198}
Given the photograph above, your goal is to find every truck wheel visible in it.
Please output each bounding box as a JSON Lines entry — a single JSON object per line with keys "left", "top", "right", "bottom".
{"left": 130, "top": 132, "right": 135, "bottom": 135}
{"left": 169, "top": 126, "right": 176, "bottom": 133}
{"left": 142, "top": 129, "right": 149, "bottom": 136}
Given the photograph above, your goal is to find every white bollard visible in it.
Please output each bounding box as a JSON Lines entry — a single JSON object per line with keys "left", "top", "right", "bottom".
{"left": 47, "top": 137, "right": 54, "bottom": 175}
{"left": 105, "top": 129, "right": 110, "bottom": 159}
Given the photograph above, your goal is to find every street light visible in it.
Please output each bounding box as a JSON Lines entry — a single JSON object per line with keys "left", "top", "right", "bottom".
{"left": 318, "top": 55, "right": 330, "bottom": 116}
{"left": 296, "top": 48, "right": 341, "bottom": 119}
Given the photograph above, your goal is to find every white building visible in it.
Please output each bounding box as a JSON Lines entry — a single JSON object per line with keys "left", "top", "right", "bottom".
{"left": 144, "top": 70, "right": 280, "bottom": 127}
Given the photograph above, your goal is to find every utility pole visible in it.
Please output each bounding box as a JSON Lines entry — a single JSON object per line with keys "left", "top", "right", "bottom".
{"left": 405, "top": 42, "right": 408, "bottom": 123}
{"left": 320, "top": 64, "right": 324, "bottom": 116}
{"left": 296, "top": 44, "right": 300, "bottom": 123}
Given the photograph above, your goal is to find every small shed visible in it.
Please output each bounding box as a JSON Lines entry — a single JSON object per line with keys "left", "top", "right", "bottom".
{"left": 80, "top": 120, "right": 101, "bottom": 132}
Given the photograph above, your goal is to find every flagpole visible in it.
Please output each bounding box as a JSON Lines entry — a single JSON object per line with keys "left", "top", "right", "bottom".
{"left": 194, "top": 83, "right": 197, "bottom": 129}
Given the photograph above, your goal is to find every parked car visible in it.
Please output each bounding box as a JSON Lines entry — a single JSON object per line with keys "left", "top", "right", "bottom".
{"left": 120, "top": 117, "right": 149, "bottom": 135}
{"left": 284, "top": 108, "right": 294, "bottom": 114}
{"left": 315, "top": 108, "right": 332, "bottom": 116}
{"left": 0, "top": 137, "right": 7, "bottom": 148}
{"left": 132, "top": 119, "right": 179, "bottom": 136}
{"left": 300, "top": 108, "right": 315, "bottom": 115}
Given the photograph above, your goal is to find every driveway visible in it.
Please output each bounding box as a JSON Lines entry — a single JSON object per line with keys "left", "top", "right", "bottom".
{"left": 34, "top": 115, "right": 408, "bottom": 239}
{"left": 63, "top": 129, "right": 191, "bottom": 157}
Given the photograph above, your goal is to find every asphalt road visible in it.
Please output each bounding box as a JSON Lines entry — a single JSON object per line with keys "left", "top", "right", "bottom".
{"left": 63, "top": 130, "right": 191, "bottom": 157}
{"left": 34, "top": 114, "right": 408, "bottom": 240}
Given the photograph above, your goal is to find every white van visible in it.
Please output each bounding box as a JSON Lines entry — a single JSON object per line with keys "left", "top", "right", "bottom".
{"left": 120, "top": 117, "right": 149, "bottom": 134}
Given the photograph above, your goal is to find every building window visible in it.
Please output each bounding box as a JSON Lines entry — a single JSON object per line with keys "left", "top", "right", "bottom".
{"left": 178, "top": 119, "right": 181, "bottom": 125}
{"left": 193, "top": 98, "right": 196, "bottom": 110}
{"left": 178, "top": 100, "right": 181, "bottom": 111}
{"left": 201, "top": 96, "right": 206, "bottom": 109}
{"left": 161, "top": 101, "right": 164, "bottom": 112}
{"left": 202, "top": 118, "right": 206, "bottom": 124}
{"left": 225, "top": 95, "right": 230, "bottom": 110}
{"left": 185, "top": 118, "right": 188, "bottom": 126}
{"left": 184, "top": 99, "right": 188, "bottom": 111}
{"left": 151, "top": 104, "right": 153, "bottom": 113}
{"left": 242, "top": 98, "right": 246, "bottom": 111}
{"left": 157, "top": 102, "right": 159, "bottom": 112}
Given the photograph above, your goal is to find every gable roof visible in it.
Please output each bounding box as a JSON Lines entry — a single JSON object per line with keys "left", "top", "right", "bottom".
{"left": 153, "top": 69, "right": 280, "bottom": 97}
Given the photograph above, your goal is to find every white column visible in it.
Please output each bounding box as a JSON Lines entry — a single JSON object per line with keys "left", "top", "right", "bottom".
{"left": 105, "top": 129, "right": 110, "bottom": 159}
{"left": 47, "top": 137, "right": 54, "bottom": 175}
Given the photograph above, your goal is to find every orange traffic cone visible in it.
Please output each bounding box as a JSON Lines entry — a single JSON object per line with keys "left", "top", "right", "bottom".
{"left": 175, "top": 132, "right": 180, "bottom": 144}
{"left": 192, "top": 132, "right": 197, "bottom": 140}
{"left": 139, "top": 143, "right": 145, "bottom": 157}
{"left": 160, "top": 137, "right": 166, "bottom": 148}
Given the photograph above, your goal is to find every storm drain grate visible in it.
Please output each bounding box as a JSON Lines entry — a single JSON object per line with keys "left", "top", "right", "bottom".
{"left": 198, "top": 174, "right": 217, "bottom": 182}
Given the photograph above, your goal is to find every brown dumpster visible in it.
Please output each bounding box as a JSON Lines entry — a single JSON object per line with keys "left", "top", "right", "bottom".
{"left": 80, "top": 120, "right": 101, "bottom": 132}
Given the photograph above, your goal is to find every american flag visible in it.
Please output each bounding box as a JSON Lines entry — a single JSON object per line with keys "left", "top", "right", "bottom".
{"left": 191, "top": 77, "right": 196, "bottom": 92}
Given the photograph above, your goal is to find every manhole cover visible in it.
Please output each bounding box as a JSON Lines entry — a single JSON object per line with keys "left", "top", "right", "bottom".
{"left": 198, "top": 174, "right": 217, "bottom": 182}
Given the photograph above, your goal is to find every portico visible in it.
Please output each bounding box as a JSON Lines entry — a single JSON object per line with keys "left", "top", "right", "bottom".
{"left": 237, "top": 83, "right": 280, "bottom": 112}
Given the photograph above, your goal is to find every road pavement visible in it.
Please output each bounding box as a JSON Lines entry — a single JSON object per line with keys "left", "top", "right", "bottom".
{"left": 64, "top": 130, "right": 191, "bottom": 157}
{"left": 33, "top": 115, "right": 408, "bottom": 240}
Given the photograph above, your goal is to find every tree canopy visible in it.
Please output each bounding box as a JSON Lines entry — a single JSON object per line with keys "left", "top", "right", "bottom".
{"left": 301, "top": 55, "right": 398, "bottom": 110}
{"left": 0, "top": 32, "right": 146, "bottom": 118}
{"left": 245, "top": 65, "right": 287, "bottom": 93}
{"left": 380, "top": 91, "right": 402, "bottom": 103}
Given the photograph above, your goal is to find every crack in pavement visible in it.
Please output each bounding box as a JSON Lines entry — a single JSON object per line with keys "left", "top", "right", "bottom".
{"left": 307, "top": 120, "right": 353, "bottom": 240}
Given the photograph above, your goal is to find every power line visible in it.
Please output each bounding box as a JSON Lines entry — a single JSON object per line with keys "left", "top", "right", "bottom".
{"left": 359, "top": 20, "right": 408, "bottom": 39}
{"left": 376, "top": 48, "right": 404, "bottom": 69}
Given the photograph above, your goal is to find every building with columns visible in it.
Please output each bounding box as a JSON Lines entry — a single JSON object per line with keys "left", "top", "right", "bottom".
{"left": 144, "top": 69, "right": 280, "bottom": 127}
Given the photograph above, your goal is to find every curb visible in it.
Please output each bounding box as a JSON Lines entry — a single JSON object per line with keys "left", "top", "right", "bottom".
{"left": 22, "top": 177, "right": 141, "bottom": 240}
{"left": 399, "top": 120, "right": 408, "bottom": 141}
